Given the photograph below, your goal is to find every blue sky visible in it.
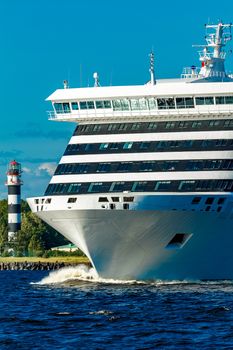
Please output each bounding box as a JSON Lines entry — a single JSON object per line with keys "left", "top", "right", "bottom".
{"left": 1, "top": 0, "right": 233, "bottom": 199}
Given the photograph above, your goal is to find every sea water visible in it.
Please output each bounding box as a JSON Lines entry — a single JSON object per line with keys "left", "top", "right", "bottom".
{"left": 1, "top": 265, "right": 233, "bottom": 349}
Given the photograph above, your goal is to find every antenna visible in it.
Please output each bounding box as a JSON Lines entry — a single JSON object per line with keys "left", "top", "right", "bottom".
{"left": 93, "top": 72, "right": 100, "bottom": 87}
{"left": 149, "top": 51, "right": 156, "bottom": 85}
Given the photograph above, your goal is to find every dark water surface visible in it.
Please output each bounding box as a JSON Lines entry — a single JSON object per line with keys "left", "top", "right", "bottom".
{"left": 1, "top": 266, "right": 233, "bottom": 349}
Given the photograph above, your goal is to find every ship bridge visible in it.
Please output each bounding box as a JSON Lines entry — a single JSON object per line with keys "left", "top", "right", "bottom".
{"left": 47, "top": 80, "right": 233, "bottom": 124}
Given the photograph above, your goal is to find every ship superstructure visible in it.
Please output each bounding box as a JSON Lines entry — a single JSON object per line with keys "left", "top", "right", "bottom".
{"left": 28, "top": 23, "right": 233, "bottom": 280}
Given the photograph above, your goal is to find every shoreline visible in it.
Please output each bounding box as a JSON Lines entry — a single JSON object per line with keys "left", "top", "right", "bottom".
{"left": 0, "top": 257, "right": 91, "bottom": 271}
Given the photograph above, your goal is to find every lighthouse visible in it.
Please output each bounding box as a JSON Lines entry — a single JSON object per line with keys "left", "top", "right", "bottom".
{"left": 6, "top": 160, "right": 23, "bottom": 241}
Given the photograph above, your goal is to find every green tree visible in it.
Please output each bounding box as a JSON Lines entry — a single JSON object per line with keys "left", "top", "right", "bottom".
{"left": 0, "top": 199, "right": 69, "bottom": 256}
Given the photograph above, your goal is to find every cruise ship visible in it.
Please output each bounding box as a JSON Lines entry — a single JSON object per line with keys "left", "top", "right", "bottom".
{"left": 28, "top": 22, "right": 233, "bottom": 280}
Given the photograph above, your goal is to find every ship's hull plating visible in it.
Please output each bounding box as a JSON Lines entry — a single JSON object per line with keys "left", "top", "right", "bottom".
{"left": 36, "top": 201, "right": 233, "bottom": 280}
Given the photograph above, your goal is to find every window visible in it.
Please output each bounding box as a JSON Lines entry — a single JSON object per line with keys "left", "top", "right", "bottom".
{"left": 205, "top": 197, "right": 214, "bottom": 205}
{"left": 140, "top": 142, "right": 151, "bottom": 149}
{"left": 209, "top": 120, "right": 220, "bottom": 127}
{"left": 130, "top": 99, "right": 140, "bottom": 110}
{"left": 131, "top": 123, "right": 141, "bottom": 130}
{"left": 195, "top": 97, "right": 214, "bottom": 105}
{"left": 71, "top": 102, "right": 79, "bottom": 110}
{"left": 140, "top": 162, "right": 154, "bottom": 171}
{"left": 80, "top": 101, "right": 95, "bottom": 109}
{"left": 110, "top": 182, "right": 125, "bottom": 192}
{"left": 154, "top": 181, "right": 171, "bottom": 191}
{"left": 178, "top": 121, "right": 189, "bottom": 128}
{"left": 192, "top": 197, "right": 201, "bottom": 204}
{"left": 225, "top": 96, "right": 233, "bottom": 104}
{"left": 224, "top": 120, "right": 233, "bottom": 128}
{"left": 93, "top": 125, "right": 101, "bottom": 132}
{"left": 107, "top": 124, "right": 118, "bottom": 131}
{"left": 216, "top": 96, "right": 233, "bottom": 104}
{"left": 138, "top": 98, "right": 148, "bottom": 110}
{"left": 98, "top": 197, "right": 109, "bottom": 202}
{"left": 148, "top": 98, "right": 157, "bottom": 110}
{"left": 67, "top": 198, "right": 77, "bottom": 203}
{"left": 79, "top": 101, "right": 88, "bottom": 109}
{"left": 67, "top": 184, "right": 81, "bottom": 193}
{"left": 165, "top": 121, "right": 175, "bottom": 129}
{"left": 97, "top": 163, "right": 111, "bottom": 172}
{"left": 123, "top": 203, "right": 129, "bottom": 210}
{"left": 123, "top": 197, "right": 134, "bottom": 202}
{"left": 176, "top": 97, "right": 194, "bottom": 108}
{"left": 109, "top": 143, "right": 119, "bottom": 150}
{"left": 111, "top": 197, "right": 119, "bottom": 202}
{"left": 120, "top": 99, "right": 130, "bottom": 110}
{"left": 192, "top": 121, "right": 202, "bottom": 128}
{"left": 100, "top": 143, "right": 109, "bottom": 150}
{"left": 75, "top": 164, "right": 89, "bottom": 173}
{"left": 117, "top": 162, "right": 132, "bottom": 172}
{"left": 218, "top": 197, "right": 226, "bottom": 205}
{"left": 123, "top": 142, "right": 133, "bottom": 149}
{"left": 88, "top": 183, "right": 103, "bottom": 193}
{"left": 130, "top": 98, "right": 148, "bottom": 110}
{"left": 96, "top": 100, "right": 111, "bottom": 109}
{"left": 54, "top": 102, "right": 70, "bottom": 114}
{"left": 148, "top": 122, "right": 157, "bottom": 129}
{"left": 119, "top": 123, "right": 128, "bottom": 131}
{"left": 112, "top": 99, "right": 122, "bottom": 111}
{"left": 132, "top": 181, "right": 148, "bottom": 191}
{"left": 157, "top": 98, "right": 175, "bottom": 109}
{"left": 178, "top": 181, "right": 195, "bottom": 191}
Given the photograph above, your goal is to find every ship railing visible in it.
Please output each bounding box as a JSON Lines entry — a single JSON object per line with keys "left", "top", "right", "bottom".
{"left": 47, "top": 105, "right": 233, "bottom": 121}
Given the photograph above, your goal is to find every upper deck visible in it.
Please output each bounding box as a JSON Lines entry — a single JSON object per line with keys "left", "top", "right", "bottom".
{"left": 47, "top": 79, "right": 233, "bottom": 124}
{"left": 46, "top": 23, "right": 233, "bottom": 124}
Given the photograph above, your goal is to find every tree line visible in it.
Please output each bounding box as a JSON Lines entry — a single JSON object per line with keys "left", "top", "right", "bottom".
{"left": 0, "top": 199, "right": 78, "bottom": 257}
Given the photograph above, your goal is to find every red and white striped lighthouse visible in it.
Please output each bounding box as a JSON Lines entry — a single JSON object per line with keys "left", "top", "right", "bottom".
{"left": 6, "top": 160, "right": 23, "bottom": 241}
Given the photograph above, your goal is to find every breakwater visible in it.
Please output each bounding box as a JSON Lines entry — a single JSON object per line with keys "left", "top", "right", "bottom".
{"left": 0, "top": 261, "right": 91, "bottom": 271}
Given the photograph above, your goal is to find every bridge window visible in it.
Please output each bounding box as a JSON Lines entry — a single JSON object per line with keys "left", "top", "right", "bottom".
{"left": 54, "top": 102, "right": 71, "bottom": 114}
{"left": 95, "top": 100, "right": 111, "bottom": 109}
{"left": 195, "top": 96, "right": 214, "bottom": 105}
{"left": 176, "top": 97, "right": 194, "bottom": 108}
{"left": 216, "top": 96, "right": 233, "bottom": 104}
{"left": 130, "top": 99, "right": 140, "bottom": 110}
{"left": 80, "top": 101, "right": 95, "bottom": 109}
{"left": 157, "top": 98, "right": 175, "bottom": 109}
{"left": 148, "top": 98, "right": 157, "bottom": 110}
{"left": 71, "top": 102, "right": 79, "bottom": 110}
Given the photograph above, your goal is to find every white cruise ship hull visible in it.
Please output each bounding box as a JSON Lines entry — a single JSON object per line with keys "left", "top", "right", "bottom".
{"left": 28, "top": 193, "right": 233, "bottom": 280}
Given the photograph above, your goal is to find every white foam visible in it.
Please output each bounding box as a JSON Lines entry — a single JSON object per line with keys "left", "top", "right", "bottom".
{"left": 33, "top": 264, "right": 231, "bottom": 286}
{"left": 33, "top": 264, "right": 144, "bottom": 285}
{"left": 34, "top": 264, "right": 98, "bottom": 285}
